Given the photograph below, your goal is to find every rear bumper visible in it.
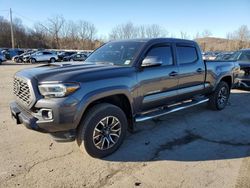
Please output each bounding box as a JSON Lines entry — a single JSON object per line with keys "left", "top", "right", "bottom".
{"left": 10, "top": 101, "right": 76, "bottom": 141}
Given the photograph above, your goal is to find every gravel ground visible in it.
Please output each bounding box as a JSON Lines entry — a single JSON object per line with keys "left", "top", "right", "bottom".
{"left": 0, "top": 62, "right": 250, "bottom": 188}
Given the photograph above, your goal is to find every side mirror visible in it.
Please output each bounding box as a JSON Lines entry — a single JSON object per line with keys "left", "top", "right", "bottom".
{"left": 141, "top": 56, "right": 162, "bottom": 67}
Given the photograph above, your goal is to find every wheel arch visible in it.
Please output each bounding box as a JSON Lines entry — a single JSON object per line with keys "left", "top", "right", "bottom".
{"left": 219, "top": 75, "right": 232, "bottom": 89}
{"left": 76, "top": 90, "right": 134, "bottom": 132}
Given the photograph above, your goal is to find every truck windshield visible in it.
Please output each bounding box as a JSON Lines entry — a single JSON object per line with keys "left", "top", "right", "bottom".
{"left": 85, "top": 41, "right": 145, "bottom": 66}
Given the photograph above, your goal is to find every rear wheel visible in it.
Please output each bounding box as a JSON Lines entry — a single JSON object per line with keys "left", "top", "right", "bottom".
{"left": 77, "top": 103, "right": 128, "bottom": 158}
{"left": 208, "top": 81, "right": 230, "bottom": 110}
{"left": 18, "top": 58, "right": 23, "bottom": 63}
{"left": 50, "top": 58, "right": 56, "bottom": 63}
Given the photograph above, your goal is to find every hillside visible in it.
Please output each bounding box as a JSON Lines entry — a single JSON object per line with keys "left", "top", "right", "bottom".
{"left": 195, "top": 37, "right": 250, "bottom": 52}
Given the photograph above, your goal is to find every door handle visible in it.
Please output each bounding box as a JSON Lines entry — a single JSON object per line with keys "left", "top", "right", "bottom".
{"left": 196, "top": 68, "right": 203, "bottom": 73}
{"left": 169, "top": 71, "right": 178, "bottom": 77}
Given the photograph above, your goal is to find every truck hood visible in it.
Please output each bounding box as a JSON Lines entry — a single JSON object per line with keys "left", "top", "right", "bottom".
{"left": 17, "top": 61, "right": 133, "bottom": 83}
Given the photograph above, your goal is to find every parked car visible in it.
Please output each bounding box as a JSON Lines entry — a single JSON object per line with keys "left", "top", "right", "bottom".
{"left": 58, "top": 51, "right": 77, "bottom": 61}
{"left": 29, "top": 51, "right": 58, "bottom": 63}
{"left": 2, "top": 49, "right": 24, "bottom": 60}
{"left": 12, "top": 51, "right": 36, "bottom": 63}
{"left": 63, "top": 53, "right": 88, "bottom": 61}
{"left": 215, "top": 52, "right": 234, "bottom": 61}
{"left": 0, "top": 52, "right": 6, "bottom": 64}
{"left": 203, "top": 51, "right": 221, "bottom": 60}
{"left": 232, "top": 49, "right": 250, "bottom": 88}
{"left": 10, "top": 38, "right": 240, "bottom": 158}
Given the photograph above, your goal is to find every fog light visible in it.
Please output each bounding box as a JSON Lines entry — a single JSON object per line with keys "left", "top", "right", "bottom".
{"left": 40, "top": 109, "right": 53, "bottom": 120}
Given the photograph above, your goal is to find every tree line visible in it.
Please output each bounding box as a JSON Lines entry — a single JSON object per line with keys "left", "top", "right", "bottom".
{"left": 0, "top": 15, "right": 250, "bottom": 51}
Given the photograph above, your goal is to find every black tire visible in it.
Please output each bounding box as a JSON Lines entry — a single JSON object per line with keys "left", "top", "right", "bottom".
{"left": 30, "top": 58, "right": 36, "bottom": 64}
{"left": 50, "top": 58, "right": 56, "bottom": 63}
{"left": 18, "top": 58, "right": 23, "bottom": 63}
{"left": 77, "top": 103, "right": 128, "bottom": 158}
{"left": 208, "top": 81, "right": 230, "bottom": 110}
{"left": 0, "top": 59, "right": 2, "bottom": 65}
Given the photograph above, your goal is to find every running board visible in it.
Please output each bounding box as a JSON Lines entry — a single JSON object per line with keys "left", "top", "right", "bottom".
{"left": 135, "top": 98, "right": 209, "bottom": 122}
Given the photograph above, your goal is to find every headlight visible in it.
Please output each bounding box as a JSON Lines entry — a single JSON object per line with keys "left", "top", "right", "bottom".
{"left": 38, "top": 83, "right": 80, "bottom": 97}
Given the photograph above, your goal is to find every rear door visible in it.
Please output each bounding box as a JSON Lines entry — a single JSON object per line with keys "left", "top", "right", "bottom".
{"left": 175, "top": 43, "right": 206, "bottom": 98}
{"left": 137, "top": 43, "right": 179, "bottom": 111}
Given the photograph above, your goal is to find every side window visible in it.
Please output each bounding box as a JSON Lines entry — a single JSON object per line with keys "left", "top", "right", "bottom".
{"left": 176, "top": 46, "right": 198, "bottom": 64}
{"left": 146, "top": 46, "right": 173, "bottom": 66}
{"left": 239, "top": 52, "right": 250, "bottom": 61}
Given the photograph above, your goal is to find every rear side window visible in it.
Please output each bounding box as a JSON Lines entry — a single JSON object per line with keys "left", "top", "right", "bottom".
{"left": 43, "top": 52, "right": 52, "bottom": 55}
{"left": 146, "top": 46, "right": 173, "bottom": 66}
{"left": 176, "top": 46, "right": 198, "bottom": 64}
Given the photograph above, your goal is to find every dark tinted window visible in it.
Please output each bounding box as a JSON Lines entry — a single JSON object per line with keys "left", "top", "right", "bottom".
{"left": 177, "top": 46, "right": 198, "bottom": 64}
{"left": 146, "top": 46, "right": 173, "bottom": 65}
{"left": 239, "top": 52, "right": 250, "bottom": 61}
{"left": 43, "top": 52, "right": 52, "bottom": 55}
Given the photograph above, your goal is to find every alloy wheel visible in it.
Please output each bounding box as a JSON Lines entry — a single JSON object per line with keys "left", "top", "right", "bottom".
{"left": 92, "top": 116, "right": 121, "bottom": 150}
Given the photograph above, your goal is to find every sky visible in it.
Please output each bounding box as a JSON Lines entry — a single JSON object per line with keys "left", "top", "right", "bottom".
{"left": 0, "top": 0, "right": 249, "bottom": 39}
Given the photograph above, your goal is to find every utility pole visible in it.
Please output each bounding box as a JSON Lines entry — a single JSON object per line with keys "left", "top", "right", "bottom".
{"left": 10, "top": 8, "right": 15, "bottom": 48}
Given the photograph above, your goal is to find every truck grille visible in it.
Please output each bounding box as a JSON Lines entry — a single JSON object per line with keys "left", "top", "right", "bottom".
{"left": 13, "top": 77, "right": 32, "bottom": 105}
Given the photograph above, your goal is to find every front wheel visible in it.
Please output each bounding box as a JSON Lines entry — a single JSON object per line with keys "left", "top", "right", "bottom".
{"left": 30, "top": 58, "right": 36, "bottom": 64}
{"left": 77, "top": 103, "right": 128, "bottom": 158}
{"left": 208, "top": 81, "right": 230, "bottom": 110}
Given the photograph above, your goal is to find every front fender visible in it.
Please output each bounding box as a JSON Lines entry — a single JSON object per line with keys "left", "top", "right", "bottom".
{"left": 73, "top": 86, "right": 134, "bottom": 127}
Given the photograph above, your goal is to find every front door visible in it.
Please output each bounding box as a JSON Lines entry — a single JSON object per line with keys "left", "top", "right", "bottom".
{"left": 137, "top": 44, "right": 179, "bottom": 112}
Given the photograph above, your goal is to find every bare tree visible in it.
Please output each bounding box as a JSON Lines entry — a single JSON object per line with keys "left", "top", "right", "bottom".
{"left": 202, "top": 29, "right": 212, "bottom": 37}
{"left": 234, "top": 25, "right": 250, "bottom": 41}
{"left": 180, "top": 31, "right": 190, "bottom": 39}
{"left": 78, "top": 20, "right": 97, "bottom": 49}
{"left": 78, "top": 20, "right": 97, "bottom": 40}
{"left": 46, "top": 15, "right": 65, "bottom": 48}
{"left": 145, "top": 24, "right": 167, "bottom": 38}
{"left": 109, "top": 22, "right": 167, "bottom": 40}
{"left": 109, "top": 22, "right": 138, "bottom": 40}
{"left": 233, "top": 25, "right": 250, "bottom": 49}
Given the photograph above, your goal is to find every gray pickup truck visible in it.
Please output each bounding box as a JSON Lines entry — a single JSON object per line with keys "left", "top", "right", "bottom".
{"left": 10, "top": 38, "right": 240, "bottom": 158}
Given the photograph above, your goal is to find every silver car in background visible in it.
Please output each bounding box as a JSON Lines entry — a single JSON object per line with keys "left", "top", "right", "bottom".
{"left": 29, "top": 51, "right": 58, "bottom": 63}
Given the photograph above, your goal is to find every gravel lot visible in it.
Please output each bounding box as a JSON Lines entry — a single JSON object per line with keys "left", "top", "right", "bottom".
{"left": 0, "top": 61, "right": 250, "bottom": 188}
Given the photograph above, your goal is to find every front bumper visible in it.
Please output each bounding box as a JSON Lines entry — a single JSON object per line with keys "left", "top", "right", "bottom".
{"left": 10, "top": 101, "right": 40, "bottom": 131}
{"left": 10, "top": 101, "right": 77, "bottom": 141}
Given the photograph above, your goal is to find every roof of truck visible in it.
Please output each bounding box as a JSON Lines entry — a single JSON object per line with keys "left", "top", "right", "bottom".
{"left": 109, "top": 38, "right": 196, "bottom": 44}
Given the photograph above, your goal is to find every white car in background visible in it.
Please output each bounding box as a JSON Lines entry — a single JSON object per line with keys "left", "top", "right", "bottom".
{"left": 29, "top": 51, "right": 58, "bottom": 63}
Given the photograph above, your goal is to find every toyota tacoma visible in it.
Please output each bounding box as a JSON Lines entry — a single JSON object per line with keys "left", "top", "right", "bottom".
{"left": 10, "top": 38, "right": 240, "bottom": 158}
